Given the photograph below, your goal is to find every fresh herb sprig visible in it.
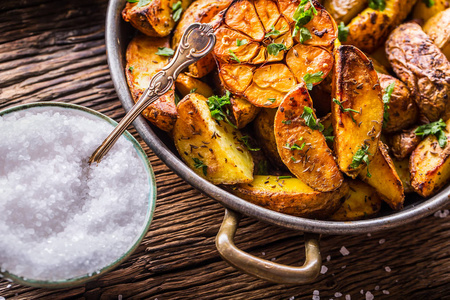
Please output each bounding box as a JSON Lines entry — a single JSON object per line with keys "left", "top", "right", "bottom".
{"left": 156, "top": 47, "right": 174, "bottom": 56}
{"left": 382, "top": 82, "right": 395, "bottom": 126}
{"left": 350, "top": 144, "right": 371, "bottom": 177}
{"left": 292, "top": 0, "right": 317, "bottom": 41}
{"left": 228, "top": 49, "right": 241, "bottom": 63}
{"left": 338, "top": 22, "right": 349, "bottom": 42}
{"left": 415, "top": 119, "right": 448, "bottom": 148}
{"left": 127, "top": 0, "right": 151, "bottom": 7}
{"left": 333, "top": 98, "right": 361, "bottom": 124}
{"left": 422, "top": 0, "right": 435, "bottom": 7}
{"left": 172, "top": 1, "right": 183, "bottom": 22}
{"left": 192, "top": 158, "right": 208, "bottom": 176}
{"left": 239, "top": 135, "right": 261, "bottom": 151}
{"left": 301, "top": 106, "right": 324, "bottom": 131}
{"left": 303, "top": 71, "right": 324, "bottom": 90}
{"left": 265, "top": 25, "right": 281, "bottom": 38}
{"left": 207, "top": 91, "right": 236, "bottom": 128}
{"left": 236, "top": 38, "right": 248, "bottom": 46}
{"left": 368, "top": 0, "right": 386, "bottom": 11}
{"left": 267, "top": 43, "right": 287, "bottom": 56}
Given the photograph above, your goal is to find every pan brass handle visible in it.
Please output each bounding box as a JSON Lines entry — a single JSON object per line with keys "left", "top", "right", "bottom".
{"left": 216, "top": 209, "right": 321, "bottom": 284}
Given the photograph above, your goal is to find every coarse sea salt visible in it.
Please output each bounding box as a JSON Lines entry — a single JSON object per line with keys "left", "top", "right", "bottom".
{"left": 0, "top": 107, "right": 151, "bottom": 281}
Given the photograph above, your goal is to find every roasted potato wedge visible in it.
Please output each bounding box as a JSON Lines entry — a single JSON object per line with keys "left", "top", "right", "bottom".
{"left": 331, "top": 180, "right": 382, "bottom": 221}
{"left": 275, "top": 85, "right": 343, "bottom": 192}
{"left": 230, "top": 96, "right": 260, "bottom": 129}
{"left": 332, "top": 45, "right": 384, "bottom": 178}
{"left": 423, "top": 8, "right": 450, "bottom": 61}
{"left": 393, "top": 158, "right": 414, "bottom": 194}
{"left": 175, "top": 73, "right": 214, "bottom": 98}
{"left": 412, "top": 0, "right": 450, "bottom": 22}
{"left": 386, "top": 22, "right": 450, "bottom": 122}
{"left": 125, "top": 34, "right": 177, "bottom": 132}
{"left": 388, "top": 127, "right": 422, "bottom": 160}
{"left": 344, "top": 0, "right": 418, "bottom": 53}
{"left": 172, "top": 0, "right": 233, "bottom": 77}
{"left": 173, "top": 93, "right": 254, "bottom": 184}
{"left": 410, "top": 118, "right": 450, "bottom": 197}
{"left": 253, "top": 108, "right": 286, "bottom": 170}
{"left": 229, "top": 175, "right": 349, "bottom": 218}
{"left": 122, "top": 0, "right": 192, "bottom": 37}
{"left": 378, "top": 73, "right": 419, "bottom": 133}
{"left": 324, "top": 0, "right": 366, "bottom": 24}
{"left": 359, "top": 141, "right": 405, "bottom": 210}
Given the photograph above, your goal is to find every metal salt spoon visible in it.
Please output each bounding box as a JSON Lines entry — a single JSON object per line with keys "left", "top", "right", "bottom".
{"left": 89, "top": 23, "right": 216, "bottom": 164}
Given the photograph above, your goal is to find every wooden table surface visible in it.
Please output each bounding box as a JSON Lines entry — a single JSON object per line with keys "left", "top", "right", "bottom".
{"left": 0, "top": 0, "right": 449, "bottom": 299}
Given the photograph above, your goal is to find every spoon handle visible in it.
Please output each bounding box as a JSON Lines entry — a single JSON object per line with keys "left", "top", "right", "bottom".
{"left": 89, "top": 23, "right": 216, "bottom": 164}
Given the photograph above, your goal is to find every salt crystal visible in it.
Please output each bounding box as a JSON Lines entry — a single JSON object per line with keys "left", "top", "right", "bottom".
{"left": 385, "top": 266, "right": 392, "bottom": 272}
{"left": 0, "top": 108, "right": 150, "bottom": 281}
{"left": 379, "top": 239, "right": 385, "bottom": 245}
{"left": 341, "top": 265, "right": 346, "bottom": 269}
{"left": 367, "top": 233, "right": 371, "bottom": 237}
{"left": 313, "top": 290, "right": 320, "bottom": 295}
{"left": 335, "top": 292, "right": 342, "bottom": 297}
{"left": 365, "top": 291, "right": 374, "bottom": 300}
{"left": 374, "top": 286, "right": 380, "bottom": 291}
{"left": 289, "top": 297, "right": 295, "bottom": 300}
{"left": 271, "top": 257, "right": 277, "bottom": 261}
{"left": 434, "top": 210, "right": 449, "bottom": 218}
{"left": 360, "top": 290, "right": 364, "bottom": 295}
{"left": 320, "top": 265, "right": 328, "bottom": 274}
{"left": 262, "top": 252, "right": 266, "bottom": 256}
{"left": 326, "top": 255, "right": 331, "bottom": 262}
{"left": 312, "top": 296, "right": 320, "bottom": 300}
{"left": 345, "top": 295, "right": 351, "bottom": 300}
{"left": 118, "top": 296, "right": 123, "bottom": 300}
{"left": 6, "top": 284, "right": 11, "bottom": 288}
{"left": 382, "top": 290, "right": 390, "bottom": 295}
{"left": 340, "top": 246, "right": 350, "bottom": 256}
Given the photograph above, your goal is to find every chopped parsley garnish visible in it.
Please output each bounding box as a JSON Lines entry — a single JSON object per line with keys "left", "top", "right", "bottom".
{"left": 278, "top": 175, "right": 292, "bottom": 179}
{"left": 228, "top": 49, "right": 241, "bottom": 63}
{"left": 239, "top": 135, "right": 261, "bottom": 151}
{"left": 282, "top": 120, "right": 292, "bottom": 125}
{"left": 172, "top": 1, "right": 183, "bottom": 22}
{"left": 128, "top": 66, "right": 134, "bottom": 72}
{"left": 236, "top": 38, "right": 248, "bottom": 46}
{"left": 368, "top": 0, "right": 386, "bottom": 11}
{"left": 268, "top": 98, "right": 276, "bottom": 103}
{"left": 382, "top": 82, "right": 395, "bottom": 127}
{"left": 350, "top": 144, "right": 371, "bottom": 177}
{"left": 292, "top": 0, "right": 317, "bottom": 39}
{"left": 285, "top": 142, "right": 306, "bottom": 151}
{"left": 301, "top": 106, "right": 324, "bottom": 131}
{"left": 299, "top": 27, "right": 312, "bottom": 43}
{"left": 422, "top": 0, "right": 435, "bottom": 7}
{"left": 174, "top": 93, "right": 181, "bottom": 105}
{"left": 156, "top": 47, "right": 174, "bottom": 56}
{"left": 303, "top": 71, "right": 324, "bottom": 90}
{"left": 207, "top": 91, "right": 236, "bottom": 128}
{"left": 267, "top": 43, "right": 287, "bottom": 56}
{"left": 333, "top": 98, "right": 360, "bottom": 123}
{"left": 323, "top": 125, "right": 334, "bottom": 142}
{"left": 265, "top": 25, "right": 281, "bottom": 38}
{"left": 256, "top": 160, "right": 269, "bottom": 175}
{"left": 192, "top": 158, "right": 208, "bottom": 176}
{"left": 338, "top": 22, "right": 349, "bottom": 42}
{"left": 190, "top": 88, "right": 197, "bottom": 94}
{"left": 127, "top": 0, "right": 139, "bottom": 2}
{"left": 415, "top": 119, "right": 448, "bottom": 148}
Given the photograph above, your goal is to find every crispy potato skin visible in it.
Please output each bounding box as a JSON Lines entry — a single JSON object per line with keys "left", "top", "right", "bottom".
{"left": 344, "top": 0, "right": 418, "bottom": 53}
{"left": 331, "top": 180, "right": 382, "bottom": 221}
{"left": 410, "top": 118, "right": 450, "bottom": 197}
{"left": 275, "top": 85, "right": 343, "bottom": 192}
{"left": 393, "top": 158, "right": 414, "bottom": 194}
{"left": 423, "top": 8, "right": 450, "bottom": 61}
{"left": 388, "top": 127, "right": 421, "bottom": 160}
{"left": 378, "top": 73, "right": 419, "bottom": 133}
{"left": 175, "top": 73, "right": 214, "bottom": 98}
{"left": 253, "top": 108, "right": 287, "bottom": 170}
{"left": 230, "top": 97, "right": 260, "bottom": 129}
{"left": 125, "top": 34, "right": 177, "bottom": 132}
{"left": 324, "top": 0, "right": 366, "bottom": 24}
{"left": 174, "top": 93, "right": 254, "bottom": 184}
{"left": 229, "top": 175, "right": 349, "bottom": 218}
{"left": 332, "top": 45, "right": 384, "bottom": 178}
{"left": 122, "top": 0, "right": 192, "bottom": 37}
{"left": 412, "top": 0, "right": 450, "bottom": 22}
{"left": 386, "top": 22, "right": 450, "bottom": 122}
{"left": 359, "top": 141, "right": 405, "bottom": 210}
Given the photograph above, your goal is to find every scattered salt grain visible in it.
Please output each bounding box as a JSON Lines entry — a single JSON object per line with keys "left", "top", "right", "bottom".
{"left": 320, "top": 265, "right": 328, "bottom": 274}
{"left": 334, "top": 292, "right": 342, "bottom": 297}
{"left": 345, "top": 295, "right": 351, "bottom": 300}
{"left": 367, "top": 233, "right": 371, "bottom": 237}
{"left": 382, "top": 290, "right": 390, "bottom": 295}
{"left": 326, "top": 255, "right": 331, "bottom": 262}
{"left": 0, "top": 108, "right": 151, "bottom": 281}
{"left": 341, "top": 265, "right": 346, "bottom": 269}
{"left": 379, "top": 239, "right": 385, "bottom": 245}
{"left": 6, "top": 284, "right": 11, "bottom": 288}
{"left": 385, "top": 266, "right": 392, "bottom": 272}
{"left": 313, "top": 290, "right": 320, "bottom": 295}
{"left": 434, "top": 209, "right": 449, "bottom": 218}
{"left": 271, "top": 257, "right": 277, "bottom": 261}
{"left": 340, "top": 246, "right": 350, "bottom": 256}
{"left": 262, "top": 252, "right": 266, "bottom": 256}
{"left": 118, "top": 295, "right": 123, "bottom": 300}
{"left": 312, "top": 296, "right": 320, "bottom": 300}
{"left": 365, "top": 291, "right": 374, "bottom": 300}
{"left": 289, "top": 297, "right": 295, "bottom": 300}
{"left": 374, "top": 286, "right": 380, "bottom": 291}
{"left": 360, "top": 290, "right": 364, "bottom": 295}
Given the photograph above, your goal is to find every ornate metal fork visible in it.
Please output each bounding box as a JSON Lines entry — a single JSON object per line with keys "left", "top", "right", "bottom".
{"left": 89, "top": 23, "right": 216, "bottom": 164}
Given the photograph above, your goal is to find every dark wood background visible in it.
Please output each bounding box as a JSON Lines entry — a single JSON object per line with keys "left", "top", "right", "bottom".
{"left": 0, "top": 0, "right": 449, "bottom": 299}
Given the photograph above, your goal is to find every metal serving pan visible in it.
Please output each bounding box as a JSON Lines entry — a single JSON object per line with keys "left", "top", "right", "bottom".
{"left": 105, "top": 0, "right": 450, "bottom": 284}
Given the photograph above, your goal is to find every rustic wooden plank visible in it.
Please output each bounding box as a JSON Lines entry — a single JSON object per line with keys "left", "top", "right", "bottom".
{"left": 0, "top": 0, "right": 449, "bottom": 299}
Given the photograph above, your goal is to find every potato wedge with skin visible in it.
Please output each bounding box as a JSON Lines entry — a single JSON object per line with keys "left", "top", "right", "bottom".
{"left": 412, "top": 0, "right": 450, "bottom": 22}
{"left": 175, "top": 73, "right": 214, "bottom": 98}
{"left": 344, "top": 0, "right": 418, "bottom": 53}
{"left": 230, "top": 97, "right": 260, "bottom": 129}
{"left": 331, "top": 180, "right": 382, "bottom": 221}
{"left": 229, "top": 175, "right": 349, "bottom": 218}
{"left": 275, "top": 85, "right": 343, "bottom": 192}
{"left": 393, "top": 158, "right": 414, "bottom": 194}
{"left": 332, "top": 45, "right": 384, "bottom": 178}
{"left": 172, "top": 0, "right": 233, "bottom": 77}
{"left": 386, "top": 23, "right": 450, "bottom": 122}
{"left": 423, "top": 8, "right": 450, "bottom": 61}
{"left": 410, "top": 118, "right": 450, "bottom": 197}
{"left": 388, "top": 127, "right": 421, "bottom": 160}
{"left": 359, "top": 141, "right": 405, "bottom": 210}
{"left": 253, "top": 108, "right": 287, "bottom": 170}
{"left": 285, "top": 44, "right": 334, "bottom": 85}
{"left": 378, "top": 73, "right": 419, "bottom": 133}
{"left": 125, "top": 34, "right": 177, "bottom": 132}
{"left": 324, "top": 0, "right": 366, "bottom": 24}
{"left": 122, "top": 0, "right": 192, "bottom": 37}
{"left": 174, "top": 93, "right": 254, "bottom": 184}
